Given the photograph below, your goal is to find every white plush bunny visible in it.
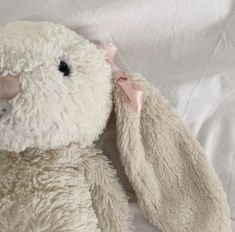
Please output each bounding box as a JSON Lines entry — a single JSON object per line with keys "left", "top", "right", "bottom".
{"left": 0, "top": 21, "right": 231, "bottom": 232}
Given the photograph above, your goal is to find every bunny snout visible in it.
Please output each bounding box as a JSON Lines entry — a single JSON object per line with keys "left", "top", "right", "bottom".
{"left": 0, "top": 74, "right": 21, "bottom": 100}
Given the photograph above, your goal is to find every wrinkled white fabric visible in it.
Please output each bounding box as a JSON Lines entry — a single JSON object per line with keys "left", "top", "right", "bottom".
{"left": 0, "top": 0, "right": 234, "bottom": 231}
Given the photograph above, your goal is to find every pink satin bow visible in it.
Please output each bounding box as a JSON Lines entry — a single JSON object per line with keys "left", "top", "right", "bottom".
{"left": 98, "top": 43, "right": 143, "bottom": 113}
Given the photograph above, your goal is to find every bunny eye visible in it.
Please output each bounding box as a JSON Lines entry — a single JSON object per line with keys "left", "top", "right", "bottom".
{"left": 58, "top": 61, "right": 70, "bottom": 76}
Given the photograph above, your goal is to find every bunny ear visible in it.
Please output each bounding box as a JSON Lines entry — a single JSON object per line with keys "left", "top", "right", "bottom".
{"left": 113, "top": 73, "right": 231, "bottom": 232}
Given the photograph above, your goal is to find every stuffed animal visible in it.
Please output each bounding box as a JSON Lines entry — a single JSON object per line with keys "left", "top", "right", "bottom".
{"left": 0, "top": 21, "right": 231, "bottom": 232}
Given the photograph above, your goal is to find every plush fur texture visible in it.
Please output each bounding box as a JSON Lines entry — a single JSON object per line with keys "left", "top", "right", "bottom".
{"left": 114, "top": 74, "right": 231, "bottom": 232}
{"left": 0, "top": 21, "right": 231, "bottom": 232}
{"left": 0, "top": 21, "right": 112, "bottom": 152}
{"left": 0, "top": 145, "right": 131, "bottom": 232}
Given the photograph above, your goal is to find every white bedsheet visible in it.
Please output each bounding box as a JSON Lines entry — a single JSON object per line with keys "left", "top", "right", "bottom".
{"left": 0, "top": 0, "right": 234, "bottom": 231}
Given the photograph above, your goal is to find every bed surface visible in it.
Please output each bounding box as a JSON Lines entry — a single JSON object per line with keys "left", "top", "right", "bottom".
{"left": 0, "top": 0, "right": 234, "bottom": 231}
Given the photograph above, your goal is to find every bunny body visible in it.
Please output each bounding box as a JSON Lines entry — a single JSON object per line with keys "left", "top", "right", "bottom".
{"left": 0, "top": 145, "right": 130, "bottom": 232}
{"left": 0, "top": 21, "right": 231, "bottom": 232}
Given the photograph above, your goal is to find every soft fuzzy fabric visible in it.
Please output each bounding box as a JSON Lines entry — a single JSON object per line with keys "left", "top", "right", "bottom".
{"left": 0, "top": 21, "right": 231, "bottom": 231}
{"left": 114, "top": 73, "right": 231, "bottom": 231}
{"left": 0, "top": 21, "right": 112, "bottom": 152}
{"left": 0, "top": 145, "right": 131, "bottom": 231}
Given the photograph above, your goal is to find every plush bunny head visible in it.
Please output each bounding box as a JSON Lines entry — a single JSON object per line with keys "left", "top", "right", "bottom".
{"left": 0, "top": 21, "right": 112, "bottom": 152}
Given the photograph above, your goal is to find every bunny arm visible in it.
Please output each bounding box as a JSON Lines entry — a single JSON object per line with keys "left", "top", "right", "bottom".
{"left": 0, "top": 147, "right": 101, "bottom": 232}
{"left": 78, "top": 146, "right": 132, "bottom": 232}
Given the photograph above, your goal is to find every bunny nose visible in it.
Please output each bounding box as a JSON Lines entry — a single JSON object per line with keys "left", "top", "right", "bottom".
{"left": 0, "top": 75, "right": 21, "bottom": 100}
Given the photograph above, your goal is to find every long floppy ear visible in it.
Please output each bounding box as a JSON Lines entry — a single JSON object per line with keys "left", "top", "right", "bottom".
{"left": 113, "top": 73, "right": 231, "bottom": 232}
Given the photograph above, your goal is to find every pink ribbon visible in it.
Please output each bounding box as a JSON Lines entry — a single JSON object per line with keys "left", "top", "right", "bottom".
{"left": 98, "top": 43, "right": 143, "bottom": 113}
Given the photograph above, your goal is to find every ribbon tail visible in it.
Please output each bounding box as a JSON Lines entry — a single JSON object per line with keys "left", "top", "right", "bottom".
{"left": 116, "top": 77, "right": 143, "bottom": 113}
{"left": 97, "top": 42, "right": 143, "bottom": 113}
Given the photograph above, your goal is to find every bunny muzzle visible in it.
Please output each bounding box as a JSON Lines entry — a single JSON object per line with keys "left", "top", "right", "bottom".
{"left": 0, "top": 74, "right": 21, "bottom": 100}
{"left": 0, "top": 74, "right": 21, "bottom": 117}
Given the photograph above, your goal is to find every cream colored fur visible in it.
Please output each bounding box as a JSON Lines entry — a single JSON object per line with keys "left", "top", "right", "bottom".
{"left": 114, "top": 73, "right": 231, "bottom": 231}
{"left": 0, "top": 145, "right": 131, "bottom": 232}
{"left": 0, "top": 21, "right": 112, "bottom": 152}
{"left": 0, "top": 21, "right": 231, "bottom": 231}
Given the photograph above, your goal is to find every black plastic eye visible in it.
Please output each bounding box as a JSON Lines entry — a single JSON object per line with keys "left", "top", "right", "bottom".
{"left": 58, "top": 61, "right": 70, "bottom": 76}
